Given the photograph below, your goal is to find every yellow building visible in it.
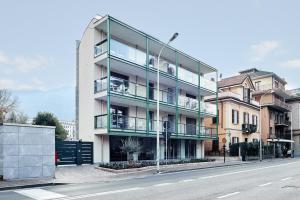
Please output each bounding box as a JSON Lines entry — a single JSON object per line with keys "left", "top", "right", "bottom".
{"left": 205, "top": 74, "right": 260, "bottom": 153}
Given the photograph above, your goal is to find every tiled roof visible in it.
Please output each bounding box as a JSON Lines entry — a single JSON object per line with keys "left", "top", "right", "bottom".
{"left": 239, "top": 68, "right": 287, "bottom": 84}
{"left": 218, "top": 74, "right": 249, "bottom": 88}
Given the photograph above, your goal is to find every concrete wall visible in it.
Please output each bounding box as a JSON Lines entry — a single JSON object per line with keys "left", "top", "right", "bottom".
{"left": 0, "top": 123, "right": 55, "bottom": 180}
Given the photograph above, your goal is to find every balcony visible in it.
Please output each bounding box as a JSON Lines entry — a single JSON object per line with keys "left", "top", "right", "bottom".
{"left": 242, "top": 124, "right": 257, "bottom": 134}
{"left": 178, "top": 96, "right": 198, "bottom": 111}
{"left": 95, "top": 114, "right": 217, "bottom": 138}
{"left": 200, "top": 102, "right": 217, "bottom": 115}
{"left": 94, "top": 39, "right": 216, "bottom": 93}
{"left": 200, "top": 77, "right": 217, "bottom": 92}
{"left": 254, "top": 84, "right": 289, "bottom": 98}
{"left": 274, "top": 119, "right": 289, "bottom": 127}
{"left": 95, "top": 77, "right": 216, "bottom": 114}
{"left": 261, "top": 97, "right": 291, "bottom": 111}
{"left": 94, "top": 40, "right": 108, "bottom": 57}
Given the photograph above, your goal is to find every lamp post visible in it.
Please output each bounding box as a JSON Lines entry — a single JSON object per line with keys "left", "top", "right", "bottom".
{"left": 156, "top": 33, "right": 178, "bottom": 174}
{"left": 259, "top": 89, "right": 272, "bottom": 162}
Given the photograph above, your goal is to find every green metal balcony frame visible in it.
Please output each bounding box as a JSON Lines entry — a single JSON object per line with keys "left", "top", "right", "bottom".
{"left": 102, "top": 16, "right": 218, "bottom": 140}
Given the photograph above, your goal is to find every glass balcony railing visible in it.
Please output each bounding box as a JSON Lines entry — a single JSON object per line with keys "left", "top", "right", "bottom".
{"left": 95, "top": 114, "right": 217, "bottom": 138}
{"left": 94, "top": 78, "right": 107, "bottom": 93}
{"left": 178, "top": 123, "right": 198, "bottom": 136}
{"left": 149, "top": 55, "right": 176, "bottom": 76}
{"left": 110, "top": 114, "right": 147, "bottom": 131}
{"left": 200, "top": 78, "right": 217, "bottom": 92}
{"left": 178, "top": 67, "right": 198, "bottom": 85}
{"left": 110, "top": 39, "right": 147, "bottom": 66}
{"left": 94, "top": 114, "right": 108, "bottom": 129}
{"left": 149, "top": 87, "right": 176, "bottom": 105}
{"left": 200, "top": 102, "right": 217, "bottom": 115}
{"left": 94, "top": 40, "right": 108, "bottom": 57}
{"left": 200, "top": 126, "right": 217, "bottom": 138}
{"left": 178, "top": 96, "right": 198, "bottom": 110}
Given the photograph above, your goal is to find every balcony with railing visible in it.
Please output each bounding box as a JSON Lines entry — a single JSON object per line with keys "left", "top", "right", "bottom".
{"left": 94, "top": 38, "right": 216, "bottom": 93}
{"left": 200, "top": 102, "right": 217, "bottom": 115}
{"left": 242, "top": 124, "right": 257, "bottom": 134}
{"left": 94, "top": 114, "right": 217, "bottom": 138}
{"left": 261, "top": 96, "right": 291, "bottom": 111}
{"left": 94, "top": 40, "right": 108, "bottom": 57}
{"left": 178, "top": 96, "right": 198, "bottom": 111}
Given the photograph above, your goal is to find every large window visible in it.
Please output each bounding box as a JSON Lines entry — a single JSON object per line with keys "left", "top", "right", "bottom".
{"left": 243, "top": 112, "right": 249, "bottom": 124}
{"left": 252, "top": 115, "right": 258, "bottom": 125}
{"left": 232, "top": 109, "right": 239, "bottom": 125}
{"left": 243, "top": 87, "right": 250, "bottom": 103}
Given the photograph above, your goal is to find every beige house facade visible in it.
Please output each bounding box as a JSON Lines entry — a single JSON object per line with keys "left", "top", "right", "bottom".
{"left": 205, "top": 74, "right": 260, "bottom": 152}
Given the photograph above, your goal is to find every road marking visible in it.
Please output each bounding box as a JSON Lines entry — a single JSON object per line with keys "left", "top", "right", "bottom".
{"left": 59, "top": 187, "right": 141, "bottom": 200}
{"left": 281, "top": 177, "right": 292, "bottom": 181}
{"left": 153, "top": 182, "right": 172, "bottom": 187}
{"left": 15, "top": 188, "right": 66, "bottom": 200}
{"left": 181, "top": 179, "right": 195, "bottom": 183}
{"left": 259, "top": 182, "right": 272, "bottom": 187}
{"left": 217, "top": 192, "right": 240, "bottom": 199}
{"left": 199, "top": 161, "right": 299, "bottom": 180}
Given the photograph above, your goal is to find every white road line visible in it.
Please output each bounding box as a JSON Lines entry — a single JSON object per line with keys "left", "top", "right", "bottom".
{"left": 259, "top": 182, "right": 272, "bottom": 187}
{"left": 217, "top": 192, "right": 240, "bottom": 199}
{"left": 199, "top": 161, "right": 299, "bottom": 180}
{"left": 281, "top": 177, "right": 292, "bottom": 181}
{"left": 181, "top": 179, "right": 195, "bottom": 183}
{"left": 153, "top": 182, "right": 172, "bottom": 187}
{"left": 58, "top": 187, "right": 142, "bottom": 200}
{"left": 15, "top": 188, "right": 66, "bottom": 200}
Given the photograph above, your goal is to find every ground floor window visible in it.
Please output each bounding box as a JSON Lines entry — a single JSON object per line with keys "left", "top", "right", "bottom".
{"left": 185, "top": 140, "right": 196, "bottom": 158}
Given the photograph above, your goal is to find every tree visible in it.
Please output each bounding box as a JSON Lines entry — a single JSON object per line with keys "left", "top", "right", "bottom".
{"left": 120, "top": 137, "right": 141, "bottom": 165}
{"left": 33, "top": 112, "right": 67, "bottom": 140}
{"left": 0, "top": 89, "right": 18, "bottom": 124}
{"left": 5, "top": 111, "right": 28, "bottom": 124}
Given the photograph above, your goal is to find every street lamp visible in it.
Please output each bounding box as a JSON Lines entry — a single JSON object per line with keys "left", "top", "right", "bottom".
{"left": 259, "top": 89, "right": 272, "bottom": 162}
{"left": 156, "top": 32, "right": 178, "bottom": 173}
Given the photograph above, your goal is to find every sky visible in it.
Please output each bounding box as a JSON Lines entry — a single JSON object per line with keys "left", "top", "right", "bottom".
{"left": 0, "top": 0, "right": 300, "bottom": 121}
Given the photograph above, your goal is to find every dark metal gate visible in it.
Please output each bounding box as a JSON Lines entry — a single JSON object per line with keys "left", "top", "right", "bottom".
{"left": 55, "top": 140, "right": 93, "bottom": 165}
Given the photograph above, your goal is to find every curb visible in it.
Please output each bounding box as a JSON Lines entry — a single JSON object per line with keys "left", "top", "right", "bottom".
{"left": 0, "top": 183, "right": 66, "bottom": 192}
{"left": 159, "top": 162, "right": 251, "bottom": 174}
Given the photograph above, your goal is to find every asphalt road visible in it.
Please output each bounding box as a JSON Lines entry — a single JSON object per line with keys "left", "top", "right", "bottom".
{"left": 1, "top": 158, "right": 300, "bottom": 200}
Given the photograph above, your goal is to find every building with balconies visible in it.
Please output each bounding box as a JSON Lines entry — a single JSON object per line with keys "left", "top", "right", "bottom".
{"left": 76, "top": 15, "right": 218, "bottom": 163}
{"left": 286, "top": 88, "right": 300, "bottom": 156}
{"left": 204, "top": 74, "right": 260, "bottom": 153}
{"left": 239, "top": 68, "right": 291, "bottom": 155}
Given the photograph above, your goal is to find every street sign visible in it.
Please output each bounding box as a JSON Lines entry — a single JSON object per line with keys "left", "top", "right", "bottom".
{"left": 222, "top": 138, "right": 227, "bottom": 144}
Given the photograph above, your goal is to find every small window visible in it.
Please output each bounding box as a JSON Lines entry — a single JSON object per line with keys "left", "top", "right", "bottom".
{"left": 232, "top": 137, "right": 239, "bottom": 144}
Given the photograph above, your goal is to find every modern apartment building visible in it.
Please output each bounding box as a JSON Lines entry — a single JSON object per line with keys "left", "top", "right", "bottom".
{"left": 204, "top": 74, "right": 260, "bottom": 152}
{"left": 239, "top": 68, "right": 291, "bottom": 155}
{"left": 286, "top": 88, "right": 300, "bottom": 156}
{"left": 76, "top": 15, "right": 218, "bottom": 163}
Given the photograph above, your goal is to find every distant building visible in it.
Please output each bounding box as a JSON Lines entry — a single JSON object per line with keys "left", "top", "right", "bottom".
{"left": 286, "top": 89, "right": 300, "bottom": 156}
{"left": 27, "top": 118, "right": 76, "bottom": 140}
{"left": 204, "top": 74, "right": 260, "bottom": 153}
{"left": 60, "top": 120, "right": 76, "bottom": 140}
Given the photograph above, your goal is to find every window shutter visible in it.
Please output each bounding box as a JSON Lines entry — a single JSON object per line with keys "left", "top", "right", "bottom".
{"left": 232, "top": 110, "right": 234, "bottom": 124}
{"left": 237, "top": 111, "right": 239, "bottom": 124}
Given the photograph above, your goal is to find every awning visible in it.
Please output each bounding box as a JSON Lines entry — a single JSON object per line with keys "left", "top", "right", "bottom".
{"left": 267, "top": 139, "right": 295, "bottom": 143}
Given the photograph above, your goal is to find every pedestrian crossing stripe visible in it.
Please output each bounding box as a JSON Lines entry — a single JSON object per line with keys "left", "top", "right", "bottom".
{"left": 15, "top": 188, "right": 66, "bottom": 200}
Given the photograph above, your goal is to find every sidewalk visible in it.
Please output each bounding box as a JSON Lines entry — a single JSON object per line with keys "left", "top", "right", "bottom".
{"left": 0, "top": 158, "right": 260, "bottom": 190}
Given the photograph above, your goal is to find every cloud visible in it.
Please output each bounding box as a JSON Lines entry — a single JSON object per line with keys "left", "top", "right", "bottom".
{"left": 280, "top": 59, "right": 300, "bottom": 69}
{"left": 0, "top": 78, "right": 46, "bottom": 91}
{"left": 250, "top": 41, "right": 279, "bottom": 61}
{"left": 0, "top": 51, "right": 51, "bottom": 73}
